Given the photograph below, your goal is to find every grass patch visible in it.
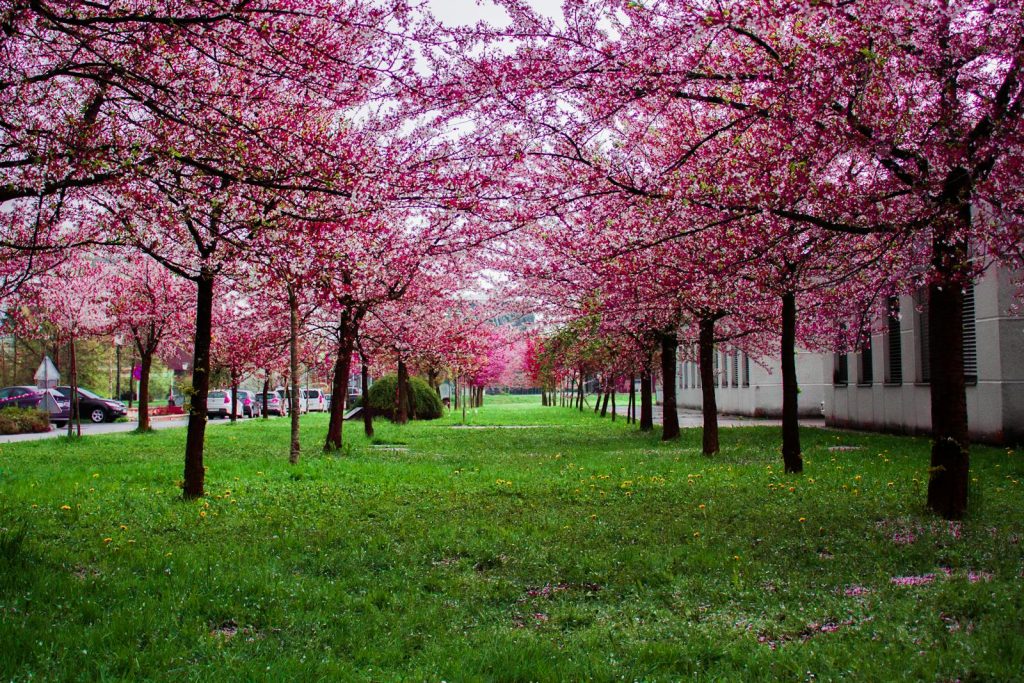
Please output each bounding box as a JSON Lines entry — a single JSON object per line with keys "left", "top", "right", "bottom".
{"left": 0, "top": 396, "right": 1022, "bottom": 680}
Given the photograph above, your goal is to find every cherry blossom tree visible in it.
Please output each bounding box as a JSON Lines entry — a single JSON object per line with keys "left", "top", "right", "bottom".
{"left": 107, "top": 256, "right": 194, "bottom": 432}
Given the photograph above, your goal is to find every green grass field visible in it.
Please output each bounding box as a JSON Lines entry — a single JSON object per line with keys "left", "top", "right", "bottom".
{"left": 1, "top": 395, "right": 1022, "bottom": 681}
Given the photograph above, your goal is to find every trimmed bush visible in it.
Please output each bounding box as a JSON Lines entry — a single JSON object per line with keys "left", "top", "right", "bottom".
{"left": 366, "top": 375, "right": 443, "bottom": 421}
{"left": 0, "top": 408, "right": 51, "bottom": 435}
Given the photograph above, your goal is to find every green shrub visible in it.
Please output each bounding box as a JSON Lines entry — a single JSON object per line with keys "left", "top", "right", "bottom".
{"left": 366, "top": 375, "right": 443, "bottom": 421}
{"left": 0, "top": 407, "right": 51, "bottom": 435}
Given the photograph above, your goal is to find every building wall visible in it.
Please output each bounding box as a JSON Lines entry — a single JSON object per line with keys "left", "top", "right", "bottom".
{"left": 676, "top": 348, "right": 827, "bottom": 418}
{"left": 825, "top": 267, "right": 1023, "bottom": 444}
{"left": 673, "top": 266, "right": 1023, "bottom": 443}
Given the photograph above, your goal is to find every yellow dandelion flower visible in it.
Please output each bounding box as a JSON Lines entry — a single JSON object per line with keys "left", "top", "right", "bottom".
{"left": 698, "top": 504, "right": 706, "bottom": 510}
{"left": 119, "top": 524, "right": 128, "bottom": 531}
{"left": 693, "top": 531, "right": 701, "bottom": 538}
{"left": 799, "top": 517, "right": 807, "bottom": 523}
{"left": 60, "top": 505, "right": 71, "bottom": 510}
{"left": 199, "top": 510, "right": 207, "bottom": 518}
{"left": 103, "top": 537, "right": 112, "bottom": 543}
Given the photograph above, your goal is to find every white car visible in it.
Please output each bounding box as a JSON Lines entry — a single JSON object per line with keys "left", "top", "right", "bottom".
{"left": 207, "top": 390, "right": 244, "bottom": 419}
{"left": 303, "top": 388, "right": 327, "bottom": 412}
{"left": 274, "top": 388, "right": 307, "bottom": 414}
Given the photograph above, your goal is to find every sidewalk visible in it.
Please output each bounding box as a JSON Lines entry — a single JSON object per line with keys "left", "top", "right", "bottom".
{"left": 611, "top": 402, "right": 826, "bottom": 429}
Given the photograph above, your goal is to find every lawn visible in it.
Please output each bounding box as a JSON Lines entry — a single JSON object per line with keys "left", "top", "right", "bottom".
{"left": 1, "top": 395, "right": 1022, "bottom": 681}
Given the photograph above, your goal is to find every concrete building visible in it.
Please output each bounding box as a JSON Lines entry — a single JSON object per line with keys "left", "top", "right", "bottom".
{"left": 675, "top": 267, "right": 1024, "bottom": 444}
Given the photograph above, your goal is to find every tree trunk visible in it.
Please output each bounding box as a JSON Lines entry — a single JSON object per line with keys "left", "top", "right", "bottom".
{"left": 926, "top": 223, "right": 970, "bottom": 519}
{"left": 640, "top": 366, "right": 653, "bottom": 432}
{"left": 114, "top": 342, "right": 121, "bottom": 402}
{"left": 781, "top": 291, "right": 803, "bottom": 473}
{"left": 362, "top": 360, "right": 373, "bottom": 438}
{"left": 183, "top": 270, "right": 214, "bottom": 499}
{"left": 137, "top": 348, "right": 153, "bottom": 432}
{"left": 261, "top": 372, "right": 270, "bottom": 420}
{"left": 629, "top": 373, "right": 636, "bottom": 423}
{"left": 396, "top": 359, "right": 411, "bottom": 424}
{"left": 324, "top": 319, "right": 357, "bottom": 451}
{"left": 611, "top": 386, "right": 616, "bottom": 421}
{"left": 288, "top": 287, "right": 301, "bottom": 463}
{"left": 577, "top": 370, "right": 584, "bottom": 411}
{"left": 68, "top": 336, "right": 80, "bottom": 438}
{"left": 542, "top": 390, "right": 548, "bottom": 406}
{"left": 600, "top": 388, "right": 610, "bottom": 417}
{"left": 699, "top": 317, "right": 719, "bottom": 455}
{"left": 229, "top": 373, "right": 239, "bottom": 423}
{"left": 660, "top": 331, "right": 680, "bottom": 440}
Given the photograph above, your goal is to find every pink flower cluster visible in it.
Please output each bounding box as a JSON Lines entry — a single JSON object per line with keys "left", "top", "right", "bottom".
{"left": 890, "top": 574, "right": 936, "bottom": 587}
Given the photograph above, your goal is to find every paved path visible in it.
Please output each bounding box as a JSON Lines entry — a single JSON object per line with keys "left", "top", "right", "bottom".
{"left": 611, "top": 403, "right": 826, "bottom": 429}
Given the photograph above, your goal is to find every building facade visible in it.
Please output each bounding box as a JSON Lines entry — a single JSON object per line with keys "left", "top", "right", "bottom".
{"left": 675, "top": 267, "right": 1024, "bottom": 444}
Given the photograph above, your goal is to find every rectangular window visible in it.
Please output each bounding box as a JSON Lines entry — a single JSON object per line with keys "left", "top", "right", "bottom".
{"left": 731, "top": 352, "right": 739, "bottom": 388}
{"left": 858, "top": 338, "right": 873, "bottom": 385}
{"left": 713, "top": 348, "right": 719, "bottom": 387}
{"left": 834, "top": 353, "right": 849, "bottom": 385}
{"left": 963, "top": 283, "right": 977, "bottom": 384}
{"left": 742, "top": 353, "right": 750, "bottom": 387}
{"left": 885, "top": 297, "right": 903, "bottom": 385}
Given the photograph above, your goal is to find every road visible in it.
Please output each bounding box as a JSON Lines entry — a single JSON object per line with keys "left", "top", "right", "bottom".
{"left": 0, "top": 415, "right": 246, "bottom": 444}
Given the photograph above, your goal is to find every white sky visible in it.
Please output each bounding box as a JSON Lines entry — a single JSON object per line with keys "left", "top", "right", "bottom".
{"left": 426, "top": 0, "right": 560, "bottom": 27}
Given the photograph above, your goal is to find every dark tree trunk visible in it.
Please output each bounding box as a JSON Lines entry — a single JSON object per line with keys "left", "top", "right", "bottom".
{"left": 600, "top": 389, "right": 610, "bottom": 417}
{"left": 577, "top": 372, "right": 585, "bottom": 411}
{"left": 136, "top": 349, "right": 153, "bottom": 432}
{"left": 288, "top": 287, "right": 301, "bottom": 463}
{"left": 183, "top": 270, "right": 214, "bottom": 499}
{"left": 640, "top": 366, "right": 653, "bottom": 432}
{"left": 629, "top": 373, "right": 636, "bottom": 423}
{"left": 362, "top": 360, "right": 373, "bottom": 438}
{"left": 926, "top": 220, "right": 971, "bottom": 519}
{"left": 324, "top": 319, "right": 357, "bottom": 451}
{"left": 229, "top": 373, "right": 239, "bottom": 423}
{"left": 698, "top": 317, "right": 720, "bottom": 455}
{"left": 261, "top": 373, "right": 270, "bottom": 420}
{"left": 68, "top": 337, "right": 80, "bottom": 438}
{"left": 660, "top": 331, "right": 680, "bottom": 440}
{"left": 396, "top": 359, "right": 411, "bottom": 424}
{"left": 611, "top": 386, "right": 616, "bottom": 421}
{"left": 594, "top": 379, "right": 602, "bottom": 414}
{"left": 781, "top": 291, "right": 803, "bottom": 473}
{"left": 542, "top": 390, "right": 548, "bottom": 406}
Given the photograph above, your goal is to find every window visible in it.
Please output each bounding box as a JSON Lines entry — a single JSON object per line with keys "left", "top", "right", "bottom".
{"left": 742, "top": 353, "right": 750, "bottom": 388}
{"left": 731, "top": 352, "right": 739, "bottom": 388}
{"left": 858, "top": 338, "right": 873, "bottom": 385}
{"left": 833, "top": 353, "right": 849, "bottom": 385}
{"left": 885, "top": 297, "right": 903, "bottom": 385}
{"left": 713, "top": 348, "right": 719, "bottom": 387}
{"left": 963, "top": 283, "right": 977, "bottom": 383}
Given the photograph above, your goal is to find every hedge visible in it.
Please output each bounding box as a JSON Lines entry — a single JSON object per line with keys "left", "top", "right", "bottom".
{"left": 366, "top": 375, "right": 443, "bottom": 421}
{"left": 0, "top": 407, "right": 52, "bottom": 434}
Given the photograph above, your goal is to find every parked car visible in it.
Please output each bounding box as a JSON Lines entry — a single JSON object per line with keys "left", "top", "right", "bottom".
{"left": 303, "top": 388, "right": 327, "bottom": 412}
{"left": 56, "top": 386, "right": 127, "bottom": 423}
{"left": 275, "top": 388, "right": 307, "bottom": 414}
{"left": 236, "top": 390, "right": 261, "bottom": 418}
{"left": 324, "top": 393, "right": 332, "bottom": 411}
{"left": 0, "top": 386, "right": 71, "bottom": 427}
{"left": 255, "top": 390, "right": 288, "bottom": 417}
{"left": 206, "top": 390, "right": 245, "bottom": 419}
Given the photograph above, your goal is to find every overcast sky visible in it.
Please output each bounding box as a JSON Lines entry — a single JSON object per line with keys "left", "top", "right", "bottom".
{"left": 426, "top": 0, "right": 559, "bottom": 26}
